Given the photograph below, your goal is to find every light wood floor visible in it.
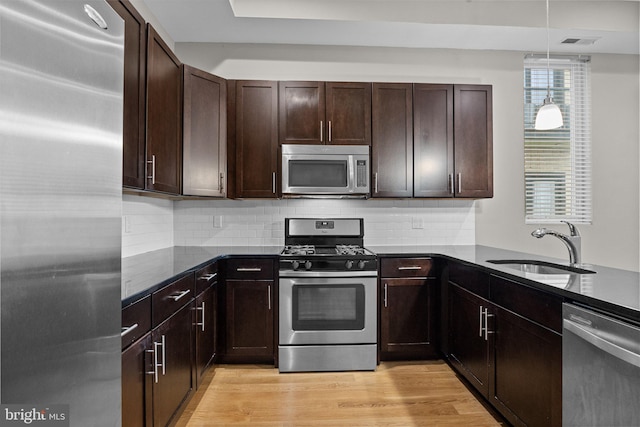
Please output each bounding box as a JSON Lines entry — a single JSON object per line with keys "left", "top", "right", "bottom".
{"left": 175, "top": 361, "right": 505, "bottom": 426}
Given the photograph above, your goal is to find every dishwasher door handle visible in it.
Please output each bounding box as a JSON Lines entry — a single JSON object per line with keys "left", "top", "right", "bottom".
{"left": 564, "top": 318, "right": 640, "bottom": 369}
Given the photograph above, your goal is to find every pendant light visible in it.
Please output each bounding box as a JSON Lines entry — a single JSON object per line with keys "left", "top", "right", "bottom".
{"left": 534, "top": 0, "right": 563, "bottom": 130}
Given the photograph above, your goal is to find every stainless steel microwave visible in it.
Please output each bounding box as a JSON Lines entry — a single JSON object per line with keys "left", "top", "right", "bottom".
{"left": 281, "top": 144, "right": 370, "bottom": 198}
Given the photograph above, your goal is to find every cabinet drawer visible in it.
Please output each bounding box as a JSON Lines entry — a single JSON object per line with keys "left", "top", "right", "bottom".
{"left": 225, "top": 258, "right": 274, "bottom": 280}
{"left": 195, "top": 262, "right": 219, "bottom": 295}
{"left": 448, "top": 261, "right": 490, "bottom": 299}
{"left": 490, "top": 274, "right": 563, "bottom": 333}
{"left": 121, "top": 295, "right": 152, "bottom": 349}
{"left": 380, "top": 257, "right": 433, "bottom": 278}
{"left": 152, "top": 274, "right": 195, "bottom": 327}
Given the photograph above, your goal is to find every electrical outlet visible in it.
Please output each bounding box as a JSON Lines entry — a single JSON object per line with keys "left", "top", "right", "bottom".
{"left": 412, "top": 216, "right": 424, "bottom": 229}
{"left": 213, "top": 215, "right": 223, "bottom": 228}
{"left": 123, "top": 215, "right": 132, "bottom": 233}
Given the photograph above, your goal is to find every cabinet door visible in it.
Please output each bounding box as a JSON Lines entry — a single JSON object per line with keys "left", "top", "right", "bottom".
{"left": 233, "top": 80, "right": 278, "bottom": 198}
{"left": 107, "top": 0, "right": 146, "bottom": 189}
{"left": 225, "top": 280, "right": 274, "bottom": 362}
{"left": 122, "top": 334, "right": 153, "bottom": 427}
{"left": 145, "top": 25, "right": 182, "bottom": 195}
{"left": 491, "top": 306, "right": 562, "bottom": 427}
{"left": 380, "top": 278, "right": 437, "bottom": 360}
{"left": 279, "top": 81, "right": 325, "bottom": 144}
{"left": 448, "top": 282, "right": 490, "bottom": 397}
{"left": 183, "top": 65, "right": 226, "bottom": 197}
{"left": 413, "top": 84, "right": 454, "bottom": 198}
{"left": 453, "top": 84, "right": 493, "bottom": 198}
{"left": 325, "top": 82, "right": 371, "bottom": 145}
{"left": 151, "top": 303, "right": 193, "bottom": 427}
{"left": 194, "top": 286, "right": 216, "bottom": 389}
{"left": 371, "top": 83, "right": 413, "bottom": 198}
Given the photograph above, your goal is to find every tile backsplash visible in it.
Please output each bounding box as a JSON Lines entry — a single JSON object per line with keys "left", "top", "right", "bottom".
{"left": 123, "top": 196, "right": 475, "bottom": 257}
{"left": 122, "top": 195, "right": 174, "bottom": 257}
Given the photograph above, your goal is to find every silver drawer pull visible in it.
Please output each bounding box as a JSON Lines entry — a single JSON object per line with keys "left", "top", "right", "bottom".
{"left": 170, "top": 289, "right": 191, "bottom": 302}
{"left": 200, "top": 273, "right": 217, "bottom": 281}
{"left": 121, "top": 323, "right": 139, "bottom": 337}
{"left": 236, "top": 267, "right": 262, "bottom": 272}
{"left": 398, "top": 266, "right": 422, "bottom": 270}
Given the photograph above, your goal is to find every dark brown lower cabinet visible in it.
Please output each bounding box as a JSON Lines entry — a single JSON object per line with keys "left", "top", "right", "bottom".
{"left": 447, "top": 282, "right": 490, "bottom": 396}
{"left": 122, "top": 334, "right": 153, "bottom": 427}
{"left": 447, "top": 274, "right": 562, "bottom": 427}
{"left": 224, "top": 280, "right": 274, "bottom": 363}
{"left": 380, "top": 278, "right": 438, "bottom": 360}
{"left": 152, "top": 303, "right": 194, "bottom": 427}
{"left": 194, "top": 285, "right": 217, "bottom": 388}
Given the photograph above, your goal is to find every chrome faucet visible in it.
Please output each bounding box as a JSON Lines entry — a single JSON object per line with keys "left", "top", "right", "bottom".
{"left": 531, "top": 221, "right": 581, "bottom": 265}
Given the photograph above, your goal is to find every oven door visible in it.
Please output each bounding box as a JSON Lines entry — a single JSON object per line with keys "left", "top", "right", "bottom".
{"left": 279, "top": 276, "right": 377, "bottom": 345}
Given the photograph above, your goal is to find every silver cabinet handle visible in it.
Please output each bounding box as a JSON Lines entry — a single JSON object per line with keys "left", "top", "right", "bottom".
{"left": 398, "top": 266, "right": 422, "bottom": 271}
{"left": 272, "top": 172, "right": 276, "bottom": 194}
{"left": 146, "top": 348, "right": 156, "bottom": 381}
{"left": 374, "top": 172, "right": 378, "bottom": 194}
{"left": 564, "top": 318, "right": 640, "bottom": 369}
{"left": 328, "top": 120, "right": 332, "bottom": 142}
{"left": 148, "top": 335, "right": 165, "bottom": 383}
{"left": 220, "top": 172, "right": 225, "bottom": 193}
{"left": 449, "top": 173, "right": 454, "bottom": 194}
{"left": 268, "top": 285, "right": 272, "bottom": 311}
{"left": 237, "top": 267, "right": 262, "bottom": 272}
{"left": 199, "top": 273, "right": 217, "bottom": 281}
{"left": 457, "top": 172, "right": 462, "bottom": 194}
{"left": 121, "top": 323, "right": 138, "bottom": 337}
{"left": 320, "top": 120, "right": 323, "bottom": 142}
{"left": 147, "top": 154, "right": 156, "bottom": 184}
{"left": 196, "top": 302, "right": 205, "bottom": 332}
{"left": 384, "top": 283, "right": 388, "bottom": 308}
{"left": 170, "top": 289, "right": 191, "bottom": 302}
{"left": 483, "top": 307, "right": 494, "bottom": 341}
{"left": 479, "top": 306, "right": 484, "bottom": 338}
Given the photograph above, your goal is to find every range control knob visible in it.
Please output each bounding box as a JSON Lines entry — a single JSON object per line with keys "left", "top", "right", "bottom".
{"left": 357, "top": 260, "right": 366, "bottom": 269}
{"left": 345, "top": 260, "right": 354, "bottom": 269}
{"left": 291, "top": 260, "right": 300, "bottom": 270}
{"left": 304, "top": 260, "right": 313, "bottom": 270}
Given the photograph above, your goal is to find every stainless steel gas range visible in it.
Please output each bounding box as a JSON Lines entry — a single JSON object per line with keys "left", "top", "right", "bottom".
{"left": 278, "top": 218, "right": 377, "bottom": 372}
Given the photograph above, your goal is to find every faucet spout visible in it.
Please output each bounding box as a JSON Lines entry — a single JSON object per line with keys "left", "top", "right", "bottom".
{"left": 531, "top": 222, "right": 582, "bottom": 265}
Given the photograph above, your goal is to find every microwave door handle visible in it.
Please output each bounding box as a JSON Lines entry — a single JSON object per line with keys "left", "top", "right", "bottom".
{"left": 348, "top": 155, "right": 355, "bottom": 192}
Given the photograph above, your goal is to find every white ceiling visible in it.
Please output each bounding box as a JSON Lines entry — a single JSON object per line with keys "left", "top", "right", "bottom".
{"left": 143, "top": 0, "right": 639, "bottom": 54}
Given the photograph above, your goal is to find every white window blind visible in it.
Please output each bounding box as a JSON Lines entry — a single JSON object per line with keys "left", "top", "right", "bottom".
{"left": 524, "top": 55, "right": 592, "bottom": 224}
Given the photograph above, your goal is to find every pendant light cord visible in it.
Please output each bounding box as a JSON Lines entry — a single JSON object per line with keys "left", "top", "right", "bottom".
{"left": 546, "top": 0, "right": 551, "bottom": 99}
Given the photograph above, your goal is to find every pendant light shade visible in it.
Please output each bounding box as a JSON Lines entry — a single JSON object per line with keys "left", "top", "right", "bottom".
{"left": 534, "top": 0, "right": 563, "bottom": 130}
{"left": 535, "top": 96, "right": 563, "bottom": 130}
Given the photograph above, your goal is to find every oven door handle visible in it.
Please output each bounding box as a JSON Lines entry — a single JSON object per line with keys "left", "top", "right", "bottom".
{"left": 279, "top": 270, "right": 377, "bottom": 278}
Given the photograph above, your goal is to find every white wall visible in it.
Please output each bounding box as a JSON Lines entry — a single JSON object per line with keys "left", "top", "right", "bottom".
{"left": 122, "top": 194, "right": 173, "bottom": 257}
{"left": 174, "top": 43, "right": 639, "bottom": 271}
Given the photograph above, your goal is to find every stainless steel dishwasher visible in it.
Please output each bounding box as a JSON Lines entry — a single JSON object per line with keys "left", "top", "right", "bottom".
{"left": 563, "top": 303, "right": 640, "bottom": 426}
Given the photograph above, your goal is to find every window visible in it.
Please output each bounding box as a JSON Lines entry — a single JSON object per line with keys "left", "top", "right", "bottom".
{"left": 523, "top": 55, "right": 592, "bottom": 224}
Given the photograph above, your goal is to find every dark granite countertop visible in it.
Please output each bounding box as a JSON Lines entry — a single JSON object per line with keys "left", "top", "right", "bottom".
{"left": 369, "top": 245, "right": 640, "bottom": 324}
{"left": 121, "top": 246, "right": 281, "bottom": 306}
{"left": 122, "top": 244, "right": 640, "bottom": 323}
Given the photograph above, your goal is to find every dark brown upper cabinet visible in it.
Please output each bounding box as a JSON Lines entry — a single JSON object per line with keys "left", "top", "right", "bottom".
{"left": 278, "top": 81, "right": 371, "bottom": 145}
{"left": 413, "top": 84, "right": 455, "bottom": 197}
{"left": 228, "top": 80, "right": 279, "bottom": 199}
{"left": 182, "top": 65, "right": 227, "bottom": 197}
{"left": 373, "top": 83, "right": 492, "bottom": 199}
{"left": 108, "top": 0, "right": 146, "bottom": 190}
{"left": 145, "top": 25, "right": 182, "bottom": 195}
{"left": 371, "top": 83, "right": 413, "bottom": 198}
{"left": 454, "top": 85, "right": 493, "bottom": 198}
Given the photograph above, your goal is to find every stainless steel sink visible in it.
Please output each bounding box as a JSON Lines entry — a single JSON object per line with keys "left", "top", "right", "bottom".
{"left": 487, "top": 260, "right": 596, "bottom": 275}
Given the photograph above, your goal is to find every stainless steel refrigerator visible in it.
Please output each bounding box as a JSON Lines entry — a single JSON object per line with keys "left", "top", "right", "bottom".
{"left": 0, "top": 1, "right": 123, "bottom": 426}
